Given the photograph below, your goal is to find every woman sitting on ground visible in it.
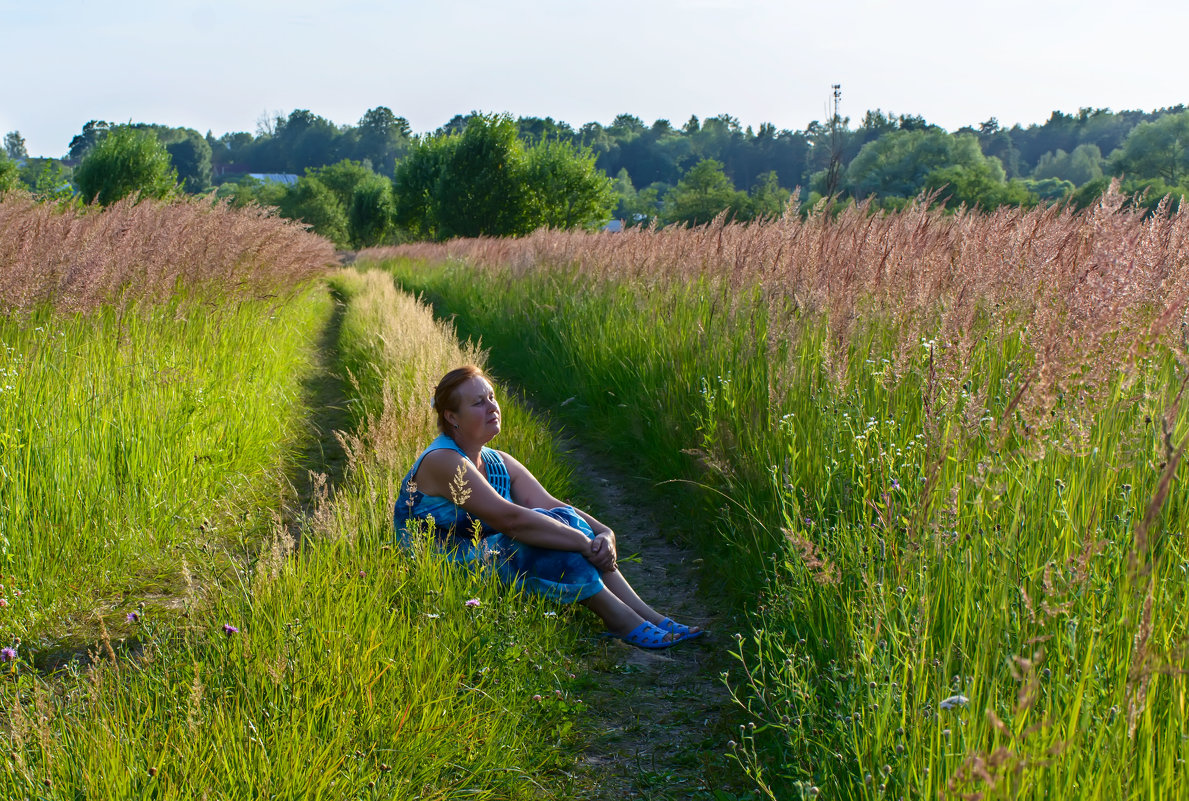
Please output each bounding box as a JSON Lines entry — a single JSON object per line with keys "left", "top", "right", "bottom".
{"left": 394, "top": 365, "right": 703, "bottom": 649}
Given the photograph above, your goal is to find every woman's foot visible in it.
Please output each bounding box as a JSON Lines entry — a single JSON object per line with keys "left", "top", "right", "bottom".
{"left": 657, "top": 617, "right": 707, "bottom": 639}
{"left": 616, "top": 621, "right": 682, "bottom": 649}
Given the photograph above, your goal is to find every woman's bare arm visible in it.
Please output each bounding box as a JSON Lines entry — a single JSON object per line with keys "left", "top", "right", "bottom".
{"left": 502, "top": 451, "right": 618, "bottom": 569}
{"left": 414, "top": 449, "right": 593, "bottom": 552}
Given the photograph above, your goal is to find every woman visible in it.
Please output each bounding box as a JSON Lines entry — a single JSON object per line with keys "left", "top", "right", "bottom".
{"left": 394, "top": 365, "right": 704, "bottom": 649}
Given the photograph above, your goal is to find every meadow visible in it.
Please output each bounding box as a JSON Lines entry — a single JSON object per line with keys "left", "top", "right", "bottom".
{"left": 0, "top": 196, "right": 607, "bottom": 799}
{"left": 364, "top": 187, "right": 1189, "bottom": 800}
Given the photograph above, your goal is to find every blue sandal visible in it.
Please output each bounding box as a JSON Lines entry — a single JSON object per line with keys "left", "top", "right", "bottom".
{"left": 618, "top": 621, "right": 681, "bottom": 649}
{"left": 659, "top": 617, "right": 707, "bottom": 640}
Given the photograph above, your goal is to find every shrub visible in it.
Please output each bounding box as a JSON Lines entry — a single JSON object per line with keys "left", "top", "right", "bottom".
{"left": 73, "top": 126, "right": 177, "bottom": 205}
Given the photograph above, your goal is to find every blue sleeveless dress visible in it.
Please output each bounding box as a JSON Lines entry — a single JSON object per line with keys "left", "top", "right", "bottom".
{"left": 393, "top": 434, "right": 606, "bottom": 604}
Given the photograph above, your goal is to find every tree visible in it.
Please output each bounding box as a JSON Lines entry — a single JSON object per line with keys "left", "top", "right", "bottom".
{"left": 662, "top": 158, "right": 750, "bottom": 226}
{"left": 73, "top": 127, "right": 176, "bottom": 205}
{"left": 68, "top": 121, "right": 112, "bottom": 161}
{"left": 922, "top": 162, "right": 1035, "bottom": 210}
{"left": 524, "top": 139, "right": 615, "bottom": 229}
{"left": 165, "top": 131, "right": 213, "bottom": 192}
{"left": 1112, "top": 111, "right": 1189, "bottom": 185}
{"left": 348, "top": 174, "right": 398, "bottom": 247}
{"left": 4, "top": 131, "right": 27, "bottom": 160}
{"left": 845, "top": 130, "right": 993, "bottom": 201}
{"left": 354, "top": 106, "right": 411, "bottom": 175}
{"left": 395, "top": 113, "right": 613, "bottom": 240}
{"left": 0, "top": 153, "right": 20, "bottom": 193}
{"left": 749, "top": 170, "right": 792, "bottom": 218}
{"left": 274, "top": 109, "right": 342, "bottom": 172}
{"left": 432, "top": 113, "right": 533, "bottom": 238}
{"left": 1032, "top": 143, "right": 1104, "bottom": 185}
{"left": 278, "top": 175, "right": 349, "bottom": 246}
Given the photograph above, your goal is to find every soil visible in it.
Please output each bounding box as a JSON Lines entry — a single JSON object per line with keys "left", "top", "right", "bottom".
{"left": 554, "top": 436, "right": 753, "bottom": 800}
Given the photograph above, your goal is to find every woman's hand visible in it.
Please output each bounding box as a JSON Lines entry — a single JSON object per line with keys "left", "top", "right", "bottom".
{"left": 587, "top": 530, "right": 618, "bottom": 573}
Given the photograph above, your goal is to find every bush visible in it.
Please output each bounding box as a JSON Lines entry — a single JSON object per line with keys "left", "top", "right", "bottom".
{"left": 73, "top": 127, "right": 177, "bottom": 205}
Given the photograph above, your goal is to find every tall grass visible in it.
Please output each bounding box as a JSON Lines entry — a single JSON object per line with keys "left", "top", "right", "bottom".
{"left": 367, "top": 190, "right": 1189, "bottom": 799}
{"left": 0, "top": 288, "right": 332, "bottom": 649}
{"left": 2, "top": 269, "right": 600, "bottom": 799}
{"left": 0, "top": 193, "right": 334, "bottom": 312}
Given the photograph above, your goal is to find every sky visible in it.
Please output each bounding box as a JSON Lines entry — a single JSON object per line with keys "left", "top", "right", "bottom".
{"left": 2, "top": 0, "right": 1186, "bottom": 158}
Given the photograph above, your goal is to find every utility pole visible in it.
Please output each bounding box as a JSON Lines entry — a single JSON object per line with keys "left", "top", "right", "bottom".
{"left": 824, "top": 83, "right": 843, "bottom": 200}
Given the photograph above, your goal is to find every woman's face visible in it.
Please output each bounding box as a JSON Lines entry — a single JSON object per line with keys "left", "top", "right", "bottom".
{"left": 447, "top": 375, "right": 501, "bottom": 443}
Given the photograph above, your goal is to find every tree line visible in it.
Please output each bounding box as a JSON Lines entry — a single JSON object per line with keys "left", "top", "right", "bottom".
{"left": 2, "top": 104, "right": 1186, "bottom": 247}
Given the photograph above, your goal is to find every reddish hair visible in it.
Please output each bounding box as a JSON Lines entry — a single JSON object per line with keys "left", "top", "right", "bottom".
{"left": 432, "top": 365, "right": 490, "bottom": 433}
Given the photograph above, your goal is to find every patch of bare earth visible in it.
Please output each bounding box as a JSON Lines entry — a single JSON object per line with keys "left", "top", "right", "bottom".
{"left": 558, "top": 440, "right": 752, "bottom": 800}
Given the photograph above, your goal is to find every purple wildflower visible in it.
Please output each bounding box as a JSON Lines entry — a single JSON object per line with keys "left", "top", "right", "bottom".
{"left": 126, "top": 611, "right": 140, "bottom": 623}
{"left": 222, "top": 624, "right": 239, "bottom": 636}
{"left": 0, "top": 647, "right": 16, "bottom": 662}
{"left": 464, "top": 598, "right": 481, "bottom": 608}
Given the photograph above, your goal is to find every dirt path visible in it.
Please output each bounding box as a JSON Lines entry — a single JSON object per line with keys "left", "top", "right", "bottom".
{"left": 556, "top": 437, "right": 751, "bottom": 800}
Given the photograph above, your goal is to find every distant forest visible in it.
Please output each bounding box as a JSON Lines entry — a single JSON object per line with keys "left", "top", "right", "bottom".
{"left": 3, "top": 104, "right": 1187, "bottom": 245}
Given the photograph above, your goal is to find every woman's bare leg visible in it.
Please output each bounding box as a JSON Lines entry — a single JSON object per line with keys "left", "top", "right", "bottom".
{"left": 581, "top": 588, "right": 678, "bottom": 640}
{"left": 598, "top": 568, "right": 702, "bottom": 633}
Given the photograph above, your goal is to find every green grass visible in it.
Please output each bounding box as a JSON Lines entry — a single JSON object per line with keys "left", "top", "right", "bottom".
{"left": 379, "top": 255, "right": 1189, "bottom": 800}
{"left": 0, "top": 270, "right": 609, "bottom": 799}
{"left": 0, "top": 289, "right": 332, "bottom": 649}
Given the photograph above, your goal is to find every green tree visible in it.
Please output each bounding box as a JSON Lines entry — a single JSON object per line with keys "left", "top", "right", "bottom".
{"left": 395, "top": 113, "right": 613, "bottom": 240}
{"left": 348, "top": 174, "right": 398, "bottom": 247}
{"left": 922, "top": 162, "right": 1035, "bottom": 210}
{"left": 1020, "top": 176, "right": 1075, "bottom": 202}
{"left": 524, "top": 139, "right": 615, "bottom": 229}
{"left": 278, "top": 175, "right": 349, "bottom": 246}
{"left": 1032, "top": 143, "right": 1104, "bottom": 185}
{"left": 4, "top": 131, "right": 27, "bottom": 160}
{"left": 68, "top": 120, "right": 112, "bottom": 160}
{"left": 0, "top": 153, "right": 20, "bottom": 193}
{"left": 1112, "top": 111, "right": 1189, "bottom": 185}
{"left": 26, "top": 160, "right": 76, "bottom": 202}
{"left": 165, "top": 131, "right": 213, "bottom": 192}
{"left": 213, "top": 176, "right": 288, "bottom": 209}
{"left": 749, "top": 170, "right": 792, "bottom": 218}
{"left": 353, "top": 106, "right": 411, "bottom": 175}
{"left": 73, "top": 127, "right": 177, "bottom": 205}
{"left": 662, "top": 158, "right": 750, "bottom": 226}
{"left": 433, "top": 113, "right": 533, "bottom": 238}
{"left": 306, "top": 160, "right": 375, "bottom": 209}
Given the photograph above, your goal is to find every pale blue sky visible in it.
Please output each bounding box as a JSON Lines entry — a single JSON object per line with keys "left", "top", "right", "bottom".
{"left": 2, "top": 0, "right": 1186, "bottom": 158}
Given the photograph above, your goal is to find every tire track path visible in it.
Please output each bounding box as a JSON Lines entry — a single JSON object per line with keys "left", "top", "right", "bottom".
{"left": 556, "top": 436, "right": 750, "bottom": 800}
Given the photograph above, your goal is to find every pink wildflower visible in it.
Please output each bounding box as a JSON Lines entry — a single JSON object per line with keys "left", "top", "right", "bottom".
{"left": 465, "top": 598, "right": 481, "bottom": 608}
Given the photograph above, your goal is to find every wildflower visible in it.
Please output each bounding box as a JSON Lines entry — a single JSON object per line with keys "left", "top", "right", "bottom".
{"left": 127, "top": 611, "right": 140, "bottom": 623}
{"left": 358, "top": 570, "right": 366, "bottom": 578}
{"left": 425, "top": 613, "right": 440, "bottom": 619}
{"left": 0, "top": 646, "right": 16, "bottom": 662}
{"left": 543, "top": 611, "right": 557, "bottom": 617}
{"left": 0, "top": 598, "right": 7, "bottom": 607}
{"left": 532, "top": 694, "right": 543, "bottom": 701}
{"left": 465, "top": 598, "right": 481, "bottom": 608}
{"left": 222, "top": 624, "right": 239, "bottom": 636}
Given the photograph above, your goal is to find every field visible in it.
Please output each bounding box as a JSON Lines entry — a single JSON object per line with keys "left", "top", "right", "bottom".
{"left": 364, "top": 189, "right": 1189, "bottom": 800}
{"left": 0, "top": 197, "right": 608, "bottom": 799}
{"left": 2, "top": 188, "right": 1187, "bottom": 800}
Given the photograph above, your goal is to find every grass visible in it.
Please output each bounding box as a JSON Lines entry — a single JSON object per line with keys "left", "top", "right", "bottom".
{"left": 366, "top": 192, "right": 1189, "bottom": 800}
{"left": 1, "top": 267, "right": 612, "bottom": 799}
{"left": 0, "top": 288, "right": 332, "bottom": 650}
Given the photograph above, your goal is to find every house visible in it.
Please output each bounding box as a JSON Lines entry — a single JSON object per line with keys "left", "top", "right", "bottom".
{"left": 247, "top": 173, "right": 299, "bottom": 186}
